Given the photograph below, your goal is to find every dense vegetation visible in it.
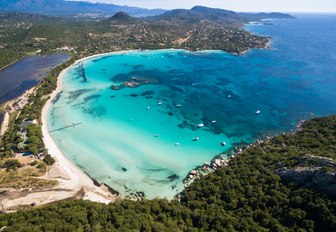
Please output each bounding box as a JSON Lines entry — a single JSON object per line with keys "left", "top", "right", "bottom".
{"left": 0, "top": 56, "right": 78, "bottom": 157}
{"left": 1, "top": 116, "right": 335, "bottom": 231}
{"left": 0, "top": 7, "right": 292, "bottom": 68}
{"left": 0, "top": 7, "right": 292, "bottom": 157}
{"left": 1, "top": 6, "right": 329, "bottom": 231}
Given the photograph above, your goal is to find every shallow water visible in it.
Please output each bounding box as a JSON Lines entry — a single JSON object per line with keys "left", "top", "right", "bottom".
{"left": 48, "top": 14, "right": 336, "bottom": 199}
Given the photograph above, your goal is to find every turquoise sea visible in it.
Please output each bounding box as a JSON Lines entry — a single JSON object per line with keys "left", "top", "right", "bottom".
{"left": 48, "top": 14, "right": 336, "bottom": 199}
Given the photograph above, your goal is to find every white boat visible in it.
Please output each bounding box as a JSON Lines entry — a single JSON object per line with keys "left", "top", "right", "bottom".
{"left": 176, "top": 104, "right": 183, "bottom": 107}
{"left": 197, "top": 123, "right": 204, "bottom": 128}
{"left": 220, "top": 142, "right": 227, "bottom": 146}
{"left": 192, "top": 137, "right": 199, "bottom": 141}
{"left": 175, "top": 142, "right": 180, "bottom": 146}
{"left": 146, "top": 106, "right": 151, "bottom": 110}
{"left": 256, "top": 110, "right": 261, "bottom": 114}
{"left": 227, "top": 94, "right": 231, "bottom": 98}
{"left": 211, "top": 120, "right": 216, "bottom": 124}
{"left": 158, "top": 101, "right": 163, "bottom": 105}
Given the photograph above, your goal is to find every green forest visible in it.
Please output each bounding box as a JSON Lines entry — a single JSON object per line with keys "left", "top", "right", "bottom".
{"left": 0, "top": 10, "right": 271, "bottom": 69}
{"left": 1, "top": 116, "right": 335, "bottom": 231}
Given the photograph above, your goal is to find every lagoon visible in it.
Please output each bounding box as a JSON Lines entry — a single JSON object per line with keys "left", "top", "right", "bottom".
{"left": 48, "top": 15, "right": 336, "bottom": 199}
{"left": 0, "top": 53, "right": 69, "bottom": 131}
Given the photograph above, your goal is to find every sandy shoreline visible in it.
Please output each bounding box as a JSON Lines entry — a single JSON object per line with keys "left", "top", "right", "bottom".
{"left": 0, "top": 111, "right": 9, "bottom": 137}
{"left": 0, "top": 53, "right": 130, "bottom": 212}
{"left": 0, "top": 86, "right": 37, "bottom": 137}
{"left": 1, "top": 49, "right": 229, "bottom": 211}
{"left": 40, "top": 57, "right": 119, "bottom": 203}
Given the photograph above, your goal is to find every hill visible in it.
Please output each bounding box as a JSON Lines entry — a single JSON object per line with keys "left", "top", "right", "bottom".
{"left": 153, "top": 6, "right": 294, "bottom": 24}
{"left": 0, "top": 0, "right": 166, "bottom": 17}
{"left": 1, "top": 115, "right": 336, "bottom": 230}
{"left": 108, "top": 12, "right": 137, "bottom": 24}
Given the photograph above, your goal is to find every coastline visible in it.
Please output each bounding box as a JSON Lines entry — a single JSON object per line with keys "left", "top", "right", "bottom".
{"left": 0, "top": 111, "right": 9, "bottom": 136}
{"left": 39, "top": 49, "right": 258, "bottom": 200}
{"left": 40, "top": 58, "right": 119, "bottom": 204}
{"left": 0, "top": 87, "right": 37, "bottom": 136}
{"left": 2, "top": 46, "right": 276, "bottom": 209}
{"left": 0, "top": 58, "right": 21, "bottom": 72}
{"left": 0, "top": 54, "right": 123, "bottom": 212}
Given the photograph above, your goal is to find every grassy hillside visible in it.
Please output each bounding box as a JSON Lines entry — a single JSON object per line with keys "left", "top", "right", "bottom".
{"left": 1, "top": 116, "right": 335, "bottom": 231}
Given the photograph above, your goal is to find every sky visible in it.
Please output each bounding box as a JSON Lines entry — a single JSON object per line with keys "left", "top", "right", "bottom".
{"left": 74, "top": 0, "right": 336, "bottom": 13}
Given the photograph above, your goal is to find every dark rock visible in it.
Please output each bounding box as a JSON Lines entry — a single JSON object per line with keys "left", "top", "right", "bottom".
{"left": 276, "top": 155, "right": 336, "bottom": 198}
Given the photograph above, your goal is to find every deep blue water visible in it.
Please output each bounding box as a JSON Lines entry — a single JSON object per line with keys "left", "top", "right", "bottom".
{"left": 0, "top": 54, "right": 69, "bottom": 105}
{"left": 0, "top": 53, "right": 69, "bottom": 129}
{"left": 48, "top": 14, "right": 336, "bottom": 199}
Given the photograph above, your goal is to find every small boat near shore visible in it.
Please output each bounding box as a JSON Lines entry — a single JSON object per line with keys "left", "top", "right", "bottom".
{"left": 192, "top": 137, "right": 199, "bottom": 141}
{"left": 197, "top": 123, "right": 204, "bottom": 128}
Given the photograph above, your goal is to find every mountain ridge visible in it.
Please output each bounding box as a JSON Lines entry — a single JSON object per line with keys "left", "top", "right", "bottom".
{"left": 0, "top": 0, "right": 167, "bottom": 17}
{"left": 0, "top": 1, "right": 295, "bottom": 20}
{"left": 152, "top": 5, "right": 294, "bottom": 24}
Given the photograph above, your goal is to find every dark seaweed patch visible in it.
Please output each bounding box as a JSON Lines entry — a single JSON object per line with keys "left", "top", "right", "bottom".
{"left": 167, "top": 174, "right": 179, "bottom": 181}
{"left": 67, "top": 89, "right": 95, "bottom": 100}
{"left": 84, "top": 94, "right": 100, "bottom": 101}
{"left": 82, "top": 105, "right": 106, "bottom": 118}
{"left": 52, "top": 91, "right": 63, "bottom": 104}
{"left": 132, "top": 64, "right": 145, "bottom": 70}
{"left": 177, "top": 120, "right": 197, "bottom": 131}
{"left": 92, "top": 56, "right": 110, "bottom": 63}
{"left": 141, "top": 90, "right": 154, "bottom": 96}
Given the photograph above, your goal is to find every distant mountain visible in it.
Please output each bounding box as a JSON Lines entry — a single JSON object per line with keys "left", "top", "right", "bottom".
{"left": 0, "top": 2, "right": 294, "bottom": 21}
{"left": 239, "top": 12, "right": 295, "bottom": 21}
{"left": 0, "top": 0, "right": 167, "bottom": 17}
{"left": 153, "top": 6, "right": 294, "bottom": 24}
{"left": 0, "top": 11, "right": 56, "bottom": 21}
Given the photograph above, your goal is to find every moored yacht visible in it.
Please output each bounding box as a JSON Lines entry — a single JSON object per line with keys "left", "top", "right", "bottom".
{"left": 197, "top": 123, "right": 204, "bottom": 128}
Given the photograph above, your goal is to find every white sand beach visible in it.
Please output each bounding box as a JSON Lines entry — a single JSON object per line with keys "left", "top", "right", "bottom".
{"left": 40, "top": 59, "right": 118, "bottom": 203}
{"left": 0, "top": 55, "right": 127, "bottom": 212}
{"left": 0, "top": 111, "right": 9, "bottom": 136}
